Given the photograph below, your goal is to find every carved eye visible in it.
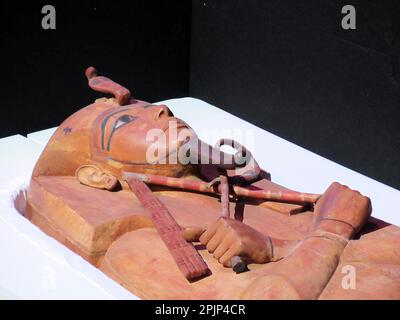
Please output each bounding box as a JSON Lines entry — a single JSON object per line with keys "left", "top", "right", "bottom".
{"left": 114, "top": 115, "right": 137, "bottom": 129}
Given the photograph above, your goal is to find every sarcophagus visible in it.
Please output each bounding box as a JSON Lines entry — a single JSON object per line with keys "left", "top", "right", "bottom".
{"left": 18, "top": 67, "right": 400, "bottom": 299}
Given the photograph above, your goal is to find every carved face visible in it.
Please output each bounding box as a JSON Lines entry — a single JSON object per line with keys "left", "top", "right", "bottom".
{"left": 32, "top": 101, "right": 199, "bottom": 178}
{"left": 92, "top": 103, "right": 195, "bottom": 165}
{"left": 33, "top": 67, "right": 204, "bottom": 179}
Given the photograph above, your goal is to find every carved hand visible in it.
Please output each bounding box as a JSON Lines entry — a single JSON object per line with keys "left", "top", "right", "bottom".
{"left": 314, "top": 182, "right": 372, "bottom": 238}
{"left": 183, "top": 218, "right": 273, "bottom": 267}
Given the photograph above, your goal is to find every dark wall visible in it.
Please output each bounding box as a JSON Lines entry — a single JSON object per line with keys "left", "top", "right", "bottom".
{"left": 1, "top": 1, "right": 399, "bottom": 190}
{"left": 0, "top": 0, "right": 191, "bottom": 137}
{"left": 190, "top": 0, "right": 400, "bottom": 189}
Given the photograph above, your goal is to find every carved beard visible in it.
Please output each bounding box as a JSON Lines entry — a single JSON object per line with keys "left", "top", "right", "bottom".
{"left": 179, "top": 139, "right": 239, "bottom": 170}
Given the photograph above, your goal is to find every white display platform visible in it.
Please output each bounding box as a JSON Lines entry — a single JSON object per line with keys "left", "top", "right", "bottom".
{"left": 1, "top": 97, "right": 399, "bottom": 299}
{"left": 0, "top": 136, "right": 135, "bottom": 300}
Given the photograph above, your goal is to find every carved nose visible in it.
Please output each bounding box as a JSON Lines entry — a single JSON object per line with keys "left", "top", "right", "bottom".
{"left": 155, "top": 105, "right": 174, "bottom": 119}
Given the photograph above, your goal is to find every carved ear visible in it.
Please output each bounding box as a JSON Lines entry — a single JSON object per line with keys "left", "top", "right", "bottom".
{"left": 75, "top": 165, "right": 118, "bottom": 191}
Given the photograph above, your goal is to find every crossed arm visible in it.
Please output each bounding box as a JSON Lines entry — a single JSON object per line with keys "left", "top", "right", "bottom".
{"left": 185, "top": 182, "right": 370, "bottom": 267}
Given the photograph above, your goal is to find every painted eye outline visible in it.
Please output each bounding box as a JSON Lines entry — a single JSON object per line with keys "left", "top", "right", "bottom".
{"left": 114, "top": 114, "right": 138, "bottom": 130}
{"left": 106, "top": 114, "right": 138, "bottom": 151}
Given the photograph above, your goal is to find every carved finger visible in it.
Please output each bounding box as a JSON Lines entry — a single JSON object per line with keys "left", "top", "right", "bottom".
{"left": 206, "top": 228, "right": 226, "bottom": 253}
{"left": 219, "top": 241, "right": 242, "bottom": 267}
{"left": 199, "top": 218, "right": 225, "bottom": 244}
{"left": 213, "top": 232, "right": 236, "bottom": 260}
{"left": 182, "top": 226, "right": 206, "bottom": 242}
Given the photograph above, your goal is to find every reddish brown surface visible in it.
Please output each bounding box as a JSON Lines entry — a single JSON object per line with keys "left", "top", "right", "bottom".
{"left": 26, "top": 176, "right": 313, "bottom": 264}
{"left": 125, "top": 175, "right": 209, "bottom": 280}
{"left": 26, "top": 176, "right": 153, "bottom": 265}
{"left": 27, "top": 174, "right": 395, "bottom": 299}
{"left": 26, "top": 176, "right": 315, "bottom": 298}
{"left": 85, "top": 67, "right": 131, "bottom": 106}
{"left": 23, "top": 67, "right": 400, "bottom": 299}
{"left": 320, "top": 225, "right": 400, "bottom": 299}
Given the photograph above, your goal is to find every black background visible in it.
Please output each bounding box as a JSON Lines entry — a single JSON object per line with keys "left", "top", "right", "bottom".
{"left": 0, "top": 0, "right": 191, "bottom": 136}
{"left": 0, "top": 0, "right": 399, "bottom": 189}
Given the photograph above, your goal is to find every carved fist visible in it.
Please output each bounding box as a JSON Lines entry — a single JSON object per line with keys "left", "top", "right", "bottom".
{"left": 183, "top": 218, "right": 273, "bottom": 267}
{"left": 314, "top": 182, "right": 372, "bottom": 238}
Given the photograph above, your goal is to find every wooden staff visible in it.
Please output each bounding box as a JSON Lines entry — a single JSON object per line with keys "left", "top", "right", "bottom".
{"left": 123, "top": 172, "right": 321, "bottom": 205}
{"left": 218, "top": 174, "right": 248, "bottom": 273}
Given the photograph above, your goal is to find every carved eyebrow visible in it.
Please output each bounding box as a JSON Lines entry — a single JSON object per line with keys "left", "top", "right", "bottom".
{"left": 100, "top": 107, "right": 132, "bottom": 150}
{"left": 106, "top": 114, "right": 138, "bottom": 151}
